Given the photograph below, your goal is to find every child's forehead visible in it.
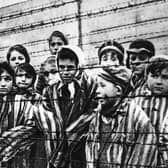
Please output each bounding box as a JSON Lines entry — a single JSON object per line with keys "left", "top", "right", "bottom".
{"left": 97, "top": 76, "right": 114, "bottom": 85}
{"left": 0, "top": 69, "right": 12, "bottom": 77}
{"left": 59, "top": 58, "right": 76, "bottom": 64}
{"left": 151, "top": 66, "right": 168, "bottom": 74}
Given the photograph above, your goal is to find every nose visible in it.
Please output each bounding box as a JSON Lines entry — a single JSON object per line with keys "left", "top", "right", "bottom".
{"left": 21, "top": 75, "right": 26, "bottom": 81}
{"left": 96, "top": 86, "right": 101, "bottom": 95}
{"left": 0, "top": 79, "right": 6, "bottom": 87}
{"left": 156, "top": 76, "right": 163, "bottom": 84}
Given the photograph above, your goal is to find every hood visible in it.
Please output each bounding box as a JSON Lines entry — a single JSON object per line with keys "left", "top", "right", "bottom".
{"left": 59, "top": 45, "right": 85, "bottom": 67}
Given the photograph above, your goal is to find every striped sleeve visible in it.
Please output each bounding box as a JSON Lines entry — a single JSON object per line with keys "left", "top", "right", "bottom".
{"left": 126, "top": 101, "right": 158, "bottom": 167}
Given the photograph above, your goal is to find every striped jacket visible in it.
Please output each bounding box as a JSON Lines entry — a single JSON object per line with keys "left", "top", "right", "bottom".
{"left": 0, "top": 89, "right": 43, "bottom": 168}
{"left": 86, "top": 99, "right": 158, "bottom": 168}
{"left": 34, "top": 71, "right": 96, "bottom": 168}
{"left": 133, "top": 83, "right": 168, "bottom": 134}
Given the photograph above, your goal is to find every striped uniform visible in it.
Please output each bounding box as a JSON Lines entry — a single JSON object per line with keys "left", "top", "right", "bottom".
{"left": 86, "top": 99, "right": 158, "bottom": 168}
{"left": 0, "top": 90, "right": 43, "bottom": 168}
{"left": 133, "top": 84, "right": 168, "bottom": 134}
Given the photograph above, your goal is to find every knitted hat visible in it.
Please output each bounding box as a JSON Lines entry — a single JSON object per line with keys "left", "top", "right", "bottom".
{"left": 98, "top": 66, "right": 132, "bottom": 93}
{"left": 127, "top": 39, "right": 155, "bottom": 56}
{"left": 98, "top": 40, "right": 124, "bottom": 65}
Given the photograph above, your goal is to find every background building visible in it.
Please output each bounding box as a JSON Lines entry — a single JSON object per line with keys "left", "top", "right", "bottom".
{"left": 0, "top": 0, "right": 167, "bottom": 69}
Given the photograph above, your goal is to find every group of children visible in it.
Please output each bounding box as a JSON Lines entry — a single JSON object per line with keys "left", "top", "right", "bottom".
{"left": 0, "top": 30, "right": 168, "bottom": 168}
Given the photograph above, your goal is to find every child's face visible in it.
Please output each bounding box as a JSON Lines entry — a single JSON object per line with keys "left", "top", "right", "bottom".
{"left": 49, "top": 36, "right": 65, "bottom": 55}
{"left": 9, "top": 50, "right": 26, "bottom": 70}
{"left": 15, "top": 69, "right": 33, "bottom": 89}
{"left": 58, "top": 59, "right": 77, "bottom": 84}
{"left": 43, "top": 63, "right": 57, "bottom": 85}
{"left": 129, "top": 52, "right": 149, "bottom": 75}
{"left": 147, "top": 67, "right": 168, "bottom": 95}
{"left": 100, "top": 50, "right": 120, "bottom": 67}
{"left": 0, "top": 70, "right": 13, "bottom": 95}
{"left": 96, "top": 76, "right": 119, "bottom": 106}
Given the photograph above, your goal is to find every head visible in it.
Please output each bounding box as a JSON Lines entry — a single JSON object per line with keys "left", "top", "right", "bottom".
{"left": 6, "top": 44, "right": 30, "bottom": 71}
{"left": 41, "top": 56, "right": 57, "bottom": 85}
{"left": 15, "top": 63, "right": 36, "bottom": 89}
{"left": 48, "top": 30, "right": 68, "bottom": 55}
{"left": 0, "top": 62, "right": 14, "bottom": 96}
{"left": 146, "top": 55, "right": 168, "bottom": 95}
{"left": 57, "top": 46, "right": 79, "bottom": 84}
{"left": 96, "top": 66, "right": 131, "bottom": 117}
{"left": 98, "top": 40, "right": 124, "bottom": 67}
{"left": 126, "top": 39, "right": 155, "bottom": 76}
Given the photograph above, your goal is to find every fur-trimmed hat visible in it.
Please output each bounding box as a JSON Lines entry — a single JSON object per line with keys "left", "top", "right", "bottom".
{"left": 98, "top": 40, "right": 124, "bottom": 65}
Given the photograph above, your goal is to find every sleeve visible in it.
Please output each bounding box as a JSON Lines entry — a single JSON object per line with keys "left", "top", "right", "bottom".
{"left": 0, "top": 125, "right": 38, "bottom": 162}
{"left": 159, "top": 113, "right": 168, "bottom": 167}
{"left": 125, "top": 102, "right": 158, "bottom": 167}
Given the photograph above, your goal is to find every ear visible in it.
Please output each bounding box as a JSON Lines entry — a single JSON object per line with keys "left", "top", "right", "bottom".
{"left": 115, "top": 85, "right": 123, "bottom": 96}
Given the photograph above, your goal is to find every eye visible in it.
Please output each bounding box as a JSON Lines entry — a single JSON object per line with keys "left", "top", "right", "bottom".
{"left": 111, "top": 55, "right": 118, "bottom": 61}
{"left": 130, "top": 55, "right": 137, "bottom": 61}
{"left": 151, "top": 74, "right": 159, "bottom": 78}
{"left": 67, "top": 65, "right": 75, "bottom": 71}
{"left": 25, "top": 74, "right": 33, "bottom": 79}
{"left": 10, "top": 57, "right": 16, "bottom": 61}
{"left": 4, "top": 76, "right": 12, "bottom": 81}
{"left": 16, "top": 74, "right": 24, "bottom": 77}
{"left": 102, "top": 55, "right": 107, "bottom": 61}
{"left": 59, "top": 65, "right": 65, "bottom": 70}
{"left": 18, "top": 56, "right": 25, "bottom": 60}
{"left": 162, "top": 75, "right": 168, "bottom": 80}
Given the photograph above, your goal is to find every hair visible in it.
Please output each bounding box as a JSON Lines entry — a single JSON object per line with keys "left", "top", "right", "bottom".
{"left": 98, "top": 40, "right": 124, "bottom": 65}
{"left": 147, "top": 59, "right": 168, "bottom": 75}
{"left": 57, "top": 48, "right": 79, "bottom": 67}
{"left": 16, "top": 63, "right": 36, "bottom": 86}
{"left": 0, "top": 61, "right": 15, "bottom": 80}
{"left": 48, "top": 30, "right": 68, "bottom": 45}
{"left": 6, "top": 44, "right": 30, "bottom": 64}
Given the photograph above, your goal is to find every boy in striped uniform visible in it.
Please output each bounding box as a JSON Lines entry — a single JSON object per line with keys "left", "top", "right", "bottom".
{"left": 134, "top": 55, "right": 168, "bottom": 134}
{"left": 86, "top": 66, "right": 158, "bottom": 168}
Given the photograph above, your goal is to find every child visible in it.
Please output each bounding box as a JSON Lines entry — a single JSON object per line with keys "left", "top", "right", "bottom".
{"left": 35, "top": 56, "right": 58, "bottom": 94}
{"left": 0, "top": 62, "right": 14, "bottom": 97}
{"left": 6, "top": 44, "right": 30, "bottom": 71}
{"left": 134, "top": 55, "right": 168, "bottom": 133}
{"left": 48, "top": 30, "right": 68, "bottom": 56}
{"left": 126, "top": 39, "right": 155, "bottom": 94}
{"left": 86, "top": 66, "right": 158, "bottom": 168}
{"left": 98, "top": 40, "right": 124, "bottom": 67}
{"left": 133, "top": 55, "right": 168, "bottom": 166}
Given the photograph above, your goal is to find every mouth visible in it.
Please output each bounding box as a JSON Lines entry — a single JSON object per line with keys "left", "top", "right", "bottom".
{"left": 18, "top": 83, "right": 30, "bottom": 87}
{"left": 0, "top": 88, "right": 8, "bottom": 93}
